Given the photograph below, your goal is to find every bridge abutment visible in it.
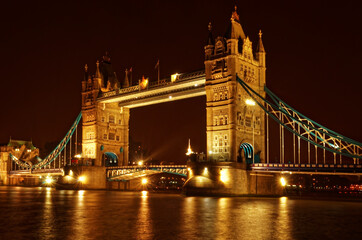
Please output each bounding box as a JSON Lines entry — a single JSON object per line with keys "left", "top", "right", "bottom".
{"left": 183, "top": 162, "right": 283, "bottom": 196}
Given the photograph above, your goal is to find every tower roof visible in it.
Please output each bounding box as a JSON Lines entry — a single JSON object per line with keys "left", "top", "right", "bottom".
{"left": 224, "top": 6, "right": 246, "bottom": 40}
{"left": 7, "top": 139, "right": 36, "bottom": 150}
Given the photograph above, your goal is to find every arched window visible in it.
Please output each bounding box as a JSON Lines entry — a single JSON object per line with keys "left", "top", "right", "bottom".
{"left": 225, "top": 115, "right": 228, "bottom": 125}
{"left": 220, "top": 116, "right": 224, "bottom": 125}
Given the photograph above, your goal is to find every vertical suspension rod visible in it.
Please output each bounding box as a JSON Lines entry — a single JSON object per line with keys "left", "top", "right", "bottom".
{"left": 323, "top": 133, "right": 326, "bottom": 165}
{"left": 266, "top": 109, "right": 269, "bottom": 164}
{"left": 315, "top": 133, "right": 318, "bottom": 164}
{"left": 293, "top": 112, "right": 296, "bottom": 164}
{"left": 70, "top": 134, "right": 72, "bottom": 166}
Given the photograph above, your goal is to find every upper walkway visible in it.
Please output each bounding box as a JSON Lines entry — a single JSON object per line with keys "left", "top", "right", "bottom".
{"left": 97, "top": 70, "right": 205, "bottom": 108}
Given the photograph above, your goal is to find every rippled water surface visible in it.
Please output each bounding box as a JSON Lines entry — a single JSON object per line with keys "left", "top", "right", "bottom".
{"left": 0, "top": 186, "right": 361, "bottom": 240}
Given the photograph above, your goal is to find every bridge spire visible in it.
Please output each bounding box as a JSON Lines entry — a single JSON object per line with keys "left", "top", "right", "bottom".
{"left": 207, "top": 22, "right": 214, "bottom": 46}
{"left": 123, "top": 68, "right": 129, "bottom": 88}
{"left": 257, "top": 30, "right": 265, "bottom": 53}
{"left": 225, "top": 5, "right": 245, "bottom": 40}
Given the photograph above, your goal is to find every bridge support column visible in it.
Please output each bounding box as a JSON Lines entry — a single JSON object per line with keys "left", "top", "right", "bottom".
{"left": 58, "top": 166, "right": 106, "bottom": 189}
{"left": 183, "top": 162, "right": 283, "bottom": 196}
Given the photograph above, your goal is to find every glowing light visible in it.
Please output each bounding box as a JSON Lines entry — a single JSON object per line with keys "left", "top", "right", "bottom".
{"left": 171, "top": 73, "right": 179, "bottom": 82}
{"left": 220, "top": 169, "right": 229, "bottom": 183}
{"left": 187, "top": 168, "right": 191, "bottom": 171}
{"left": 138, "top": 160, "right": 144, "bottom": 166}
{"left": 245, "top": 99, "right": 256, "bottom": 106}
{"left": 209, "top": 150, "right": 213, "bottom": 154}
{"left": 141, "top": 190, "right": 148, "bottom": 197}
{"left": 140, "top": 76, "right": 149, "bottom": 89}
{"left": 74, "top": 154, "right": 81, "bottom": 159}
{"left": 203, "top": 167, "right": 208, "bottom": 175}
{"left": 169, "top": 96, "right": 172, "bottom": 99}
{"left": 186, "top": 139, "right": 193, "bottom": 156}
{"left": 280, "top": 177, "right": 286, "bottom": 187}
{"left": 45, "top": 176, "right": 53, "bottom": 184}
{"left": 65, "top": 175, "right": 73, "bottom": 182}
{"left": 194, "top": 84, "right": 198, "bottom": 87}
{"left": 27, "top": 149, "right": 31, "bottom": 153}
{"left": 280, "top": 196, "right": 287, "bottom": 204}
{"left": 69, "top": 170, "right": 73, "bottom": 176}
{"left": 142, "top": 178, "right": 148, "bottom": 185}
{"left": 78, "top": 176, "right": 86, "bottom": 183}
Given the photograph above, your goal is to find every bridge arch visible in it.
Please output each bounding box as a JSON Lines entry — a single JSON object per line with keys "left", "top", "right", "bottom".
{"left": 238, "top": 142, "right": 261, "bottom": 164}
{"left": 102, "top": 152, "right": 118, "bottom": 167}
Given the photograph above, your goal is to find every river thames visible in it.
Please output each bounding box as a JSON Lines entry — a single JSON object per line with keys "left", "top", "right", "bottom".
{"left": 0, "top": 186, "right": 361, "bottom": 239}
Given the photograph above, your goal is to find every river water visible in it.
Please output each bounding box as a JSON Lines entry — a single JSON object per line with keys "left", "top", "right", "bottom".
{"left": 0, "top": 186, "right": 361, "bottom": 240}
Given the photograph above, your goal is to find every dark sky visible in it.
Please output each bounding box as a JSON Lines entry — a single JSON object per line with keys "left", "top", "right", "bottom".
{"left": 1, "top": 1, "right": 361, "bottom": 163}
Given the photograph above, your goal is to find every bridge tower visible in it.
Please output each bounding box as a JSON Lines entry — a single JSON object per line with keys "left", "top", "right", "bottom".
{"left": 184, "top": 7, "right": 280, "bottom": 196}
{"left": 204, "top": 6, "right": 266, "bottom": 163}
{"left": 81, "top": 56, "right": 129, "bottom": 167}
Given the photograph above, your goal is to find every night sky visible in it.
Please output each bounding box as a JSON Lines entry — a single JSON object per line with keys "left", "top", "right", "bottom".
{"left": 1, "top": 1, "right": 361, "bottom": 163}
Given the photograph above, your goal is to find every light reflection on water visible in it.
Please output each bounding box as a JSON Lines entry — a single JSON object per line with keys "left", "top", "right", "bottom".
{"left": 0, "top": 186, "right": 361, "bottom": 240}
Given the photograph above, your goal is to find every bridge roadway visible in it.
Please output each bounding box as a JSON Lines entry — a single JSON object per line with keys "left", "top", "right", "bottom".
{"left": 106, "top": 165, "right": 188, "bottom": 181}
{"left": 9, "top": 168, "right": 64, "bottom": 176}
{"left": 97, "top": 70, "right": 206, "bottom": 108}
{"left": 8, "top": 163, "right": 362, "bottom": 180}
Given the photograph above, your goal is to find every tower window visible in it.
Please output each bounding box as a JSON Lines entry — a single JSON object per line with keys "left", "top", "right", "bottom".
{"left": 245, "top": 116, "right": 252, "bottom": 127}
{"left": 109, "top": 115, "right": 115, "bottom": 123}
{"left": 116, "top": 136, "right": 120, "bottom": 141}
{"left": 103, "top": 134, "right": 107, "bottom": 140}
{"left": 101, "top": 116, "right": 105, "bottom": 122}
{"left": 109, "top": 133, "right": 115, "bottom": 140}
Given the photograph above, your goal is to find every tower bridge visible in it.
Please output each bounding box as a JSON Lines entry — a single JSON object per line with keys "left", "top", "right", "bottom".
{"left": 4, "top": 7, "right": 362, "bottom": 195}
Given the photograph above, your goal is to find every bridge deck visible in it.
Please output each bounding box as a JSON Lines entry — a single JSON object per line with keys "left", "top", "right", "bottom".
{"left": 107, "top": 165, "right": 188, "bottom": 180}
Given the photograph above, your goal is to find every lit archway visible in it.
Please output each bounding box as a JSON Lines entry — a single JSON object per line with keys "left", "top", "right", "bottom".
{"left": 103, "top": 152, "right": 118, "bottom": 167}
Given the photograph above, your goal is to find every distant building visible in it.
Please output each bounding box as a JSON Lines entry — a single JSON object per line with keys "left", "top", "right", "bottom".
{"left": 0, "top": 139, "right": 39, "bottom": 185}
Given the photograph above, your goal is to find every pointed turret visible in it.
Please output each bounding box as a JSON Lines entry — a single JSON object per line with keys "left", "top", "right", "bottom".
{"left": 207, "top": 22, "right": 214, "bottom": 46}
{"left": 205, "top": 22, "right": 215, "bottom": 59}
{"left": 257, "top": 30, "right": 266, "bottom": 67}
{"left": 123, "top": 69, "right": 129, "bottom": 88}
{"left": 95, "top": 60, "right": 103, "bottom": 89}
{"left": 225, "top": 6, "right": 246, "bottom": 40}
{"left": 257, "top": 30, "right": 265, "bottom": 53}
{"left": 95, "top": 60, "right": 101, "bottom": 78}
{"left": 82, "top": 64, "right": 88, "bottom": 91}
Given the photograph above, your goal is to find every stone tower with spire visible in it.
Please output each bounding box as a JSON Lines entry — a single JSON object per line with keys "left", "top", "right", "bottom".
{"left": 81, "top": 56, "right": 129, "bottom": 167}
{"left": 204, "top": 6, "right": 266, "bottom": 163}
